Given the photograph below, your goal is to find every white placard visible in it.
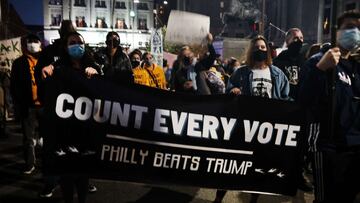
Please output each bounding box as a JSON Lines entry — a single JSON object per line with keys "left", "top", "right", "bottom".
{"left": 151, "top": 28, "right": 163, "bottom": 68}
{"left": 165, "top": 11, "right": 210, "bottom": 45}
{"left": 0, "top": 37, "right": 22, "bottom": 72}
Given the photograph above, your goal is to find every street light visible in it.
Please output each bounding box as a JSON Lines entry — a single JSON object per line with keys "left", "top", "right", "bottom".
{"left": 163, "top": 1, "right": 168, "bottom": 5}
{"left": 130, "top": 10, "right": 136, "bottom": 18}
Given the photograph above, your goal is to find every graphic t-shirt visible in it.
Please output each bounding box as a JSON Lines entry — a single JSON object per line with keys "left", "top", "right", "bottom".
{"left": 284, "top": 65, "right": 300, "bottom": 85}
{"left": 251, "top": 68, "right": 272, "bottom": 98}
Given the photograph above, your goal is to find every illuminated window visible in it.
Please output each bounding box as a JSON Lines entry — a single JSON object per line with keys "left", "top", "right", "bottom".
{"left": 75, "top": 16, "right": 87, "bottom": 27}
{"left": 51, "top": 14, "right": 62, "bottom": 26}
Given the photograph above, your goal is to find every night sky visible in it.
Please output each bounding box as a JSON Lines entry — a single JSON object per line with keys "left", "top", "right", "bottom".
{"left": 9, "top": 0, "right": 43, "bottom": 25}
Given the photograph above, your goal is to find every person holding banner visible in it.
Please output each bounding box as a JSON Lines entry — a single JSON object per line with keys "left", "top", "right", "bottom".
{"left": 226, "top": 35, "right": 290, "bottom": 100}
{"left": 10, "top": 34, "right": 43, "bottom": 175}
{"left": 43, "top": 31, "right": 100, "bottom": 203}
{"left": 94, "top": 31, "right": 133, "bottom": 85}
{"left": 216, "top": 35, "right": 290, "bottom": 203}
{"left": 299, "top": 10, "right": 360, "bottom": 203}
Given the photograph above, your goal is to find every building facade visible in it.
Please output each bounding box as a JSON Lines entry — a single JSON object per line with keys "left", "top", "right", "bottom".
{"left": 266, "top": 0, "right": 360, "bottom": 46}
{"left": 43, "top": 0, "right": 155, "bottom": 49}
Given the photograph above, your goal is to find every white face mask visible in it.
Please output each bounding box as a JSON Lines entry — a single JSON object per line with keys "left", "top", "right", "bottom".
{"left": 27, "top": 42, "right": 41, "bottom": 53}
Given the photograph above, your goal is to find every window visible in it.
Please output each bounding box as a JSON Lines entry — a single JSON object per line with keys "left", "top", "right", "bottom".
{"left": 74, "top": 0, "right": 86, "bottom": 6}
{"left": 95, "top": 17, "right": 108, "bottom": 28}
{"left": 76, "top": 16, "right": 88, "bottom": 27}
{"left": 49, "top": 0, "right": 62, "bottom": 5}
{"left": 346, "top": 3, "right": 356, "bottom": 11}
{"left": 137, "top": 3, "right": 148, "bottom": 10}
{"left": 138, "top": 18, "right": 147, "bottom": 30}
{"left": 95, "top": 0, "right": 106, "bottom": 8}
{"left": 115, "top": 1, "right": 126, "bottom": 9}
{"left": 51, "top": 14, "right": 62, "bottom": 26}
{"left": 115, "top": 18, "right": 127, "bottom": 29}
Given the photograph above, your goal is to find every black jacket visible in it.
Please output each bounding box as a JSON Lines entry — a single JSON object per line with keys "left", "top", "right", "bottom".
{"left": 273, "top": 49, "right": 305, "bottom": 100}
{"left": 10, "top": 55, "right": 37, "bottom": 117}
{"left": 95, "top": 46, "right": 133, "bottom": 84}
{"left": 299, "top": 52, "right": 360, "bottom": 148}
{"left": 34, "top": 39, "right": 62, "bottom": 104}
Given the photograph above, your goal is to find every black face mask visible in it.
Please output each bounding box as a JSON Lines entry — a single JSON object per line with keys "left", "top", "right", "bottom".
{"left": 183, "top": 57, "right": 191, "bottom": 66}
{"left": 288, "top": 40, "right": 303, "bottom": 56}
{"left": 131, "top": 60, "right": 140, "bottom": 68}
{"left": 253, "top": 50, "right": 268, "bottom": 62}
{"left": 106, "top": 38, "right": 120, "bottom": 48}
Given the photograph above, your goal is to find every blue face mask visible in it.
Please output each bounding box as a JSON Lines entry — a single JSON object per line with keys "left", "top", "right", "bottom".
{"left": 338, "top": 28, "right": 360, "bottom": 51}
{"left": 68, "top": 44, "right": 85, "bottom": 59}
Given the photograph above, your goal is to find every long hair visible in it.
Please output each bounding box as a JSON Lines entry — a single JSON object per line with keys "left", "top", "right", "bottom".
{"left": 245, "top": 35, "right": 272, "bottom": 68}
{"left": 59, "top": 32, "right": 96, "bottom": 70}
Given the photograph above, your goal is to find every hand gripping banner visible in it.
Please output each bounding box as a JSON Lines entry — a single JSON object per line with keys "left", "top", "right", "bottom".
{"left": 42, "top": 68, "right": 306, "bottom": 196}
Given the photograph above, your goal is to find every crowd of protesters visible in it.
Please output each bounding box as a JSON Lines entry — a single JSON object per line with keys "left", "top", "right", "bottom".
{"left": 6, "top": 9, "right": 360, "bottom": 203}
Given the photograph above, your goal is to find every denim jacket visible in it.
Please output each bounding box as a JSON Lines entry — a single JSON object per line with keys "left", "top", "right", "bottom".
{"left": 226, "top": 65, "right": 290, "bottom": 100}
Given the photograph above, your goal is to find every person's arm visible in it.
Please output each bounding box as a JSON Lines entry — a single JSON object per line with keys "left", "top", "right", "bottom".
{"left": 225, "top": 70, "right": 241, "bottom": 95}
{"left": 298, "top": 55, "right": 329, "bottom": 106}
{"left": 196, "top": 34, "right": 216, "bottom": 72}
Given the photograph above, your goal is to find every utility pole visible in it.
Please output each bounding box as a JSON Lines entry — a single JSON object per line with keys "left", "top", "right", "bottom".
{"left": 111, "top": 0, "right": 115, "bottom": 29}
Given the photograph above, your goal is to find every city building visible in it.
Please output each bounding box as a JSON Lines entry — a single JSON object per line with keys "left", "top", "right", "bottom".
{"left": 0, "top": 0, "right": 28, "bottom": 39}
{"left": 266, "top": 0, "right": 360, "bottom": 46}
{"left": 43, "top": 0, "right": 155, "bottom": 49}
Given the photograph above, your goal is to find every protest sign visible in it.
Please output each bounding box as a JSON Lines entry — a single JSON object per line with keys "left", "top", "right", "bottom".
{"left": 42, "top": 69, "right": 306, "bottom": 196}
{"left": 165, "top": 11, "right": 210, "bottom": 45}
{"left": 151, "top": 28, "right": 163, "bottom": 68}
{"left": 0, "top": 37, "right": 22, "bottom": 72}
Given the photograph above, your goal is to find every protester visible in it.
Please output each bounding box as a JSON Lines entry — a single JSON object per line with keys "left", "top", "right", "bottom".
{"left": 226, "top": 35, "right": 290, "bottom": 100}
{"left": 224, "top": 57, "right": 240, "bottom": 76}
{"left": 195, "top": 33, "right": 225, "bottom": 95}
{"left": 94, "top": 31, "right": 133, "bottom": 85}
{"left": 43, "top": 31, "right": 99, "bottom": 203}
{"left": 10, "top": 34, "right": 42, "bottom": 175}
{"left": 272, "top": 28, "right": 314, "bottom": 192}
{"left": 273, "top": 28, "right": 305, "bottom": 101}
{"left": 214, "top": 35, "right": 290, "bottom": 203}
{"left": 171, "top": 45, "right": 197, "bottom": 92}
{"left": 131, "top": 52, "right": 167, "bottom": 89}
{"left": 299, "top": 10, "right": 360, "bottom": 203}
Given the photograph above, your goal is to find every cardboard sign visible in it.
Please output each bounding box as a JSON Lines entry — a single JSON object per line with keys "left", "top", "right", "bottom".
{"left": 165, "top": 11, "right": 210, "bottom": 45}
{"left": 0, "top": 37, "right": 22, "bottom": 72}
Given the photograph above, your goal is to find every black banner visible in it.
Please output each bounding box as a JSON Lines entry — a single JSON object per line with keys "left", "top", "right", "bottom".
{"left": 42, "top": 69, "right": 306, "bottom": 196}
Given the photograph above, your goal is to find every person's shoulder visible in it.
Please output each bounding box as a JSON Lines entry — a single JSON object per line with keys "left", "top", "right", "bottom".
{"left": 270, "top": 65, "right": 286, "bottom": 77}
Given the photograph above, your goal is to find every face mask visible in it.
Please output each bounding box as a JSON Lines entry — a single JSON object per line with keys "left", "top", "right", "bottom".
{"left": 338, "top": 28, "right": 360, "bottom": 51}
{"left": 183, "top": 57, "right": 191, "bottom": 66}
{"left": 287, "top": 40, "right": 303, "bottom": 55}
{"left": 68, "top": 44, "right": 85, "bottom": 59}
{"left": 144, "top": 60, "right": 153, "bottom": 67}
{"left": 253, "top": 50, "right": 268, "bottom": 62}
{"left": 131, "top": 60, "right": 140, "bottom": 68}
{"left": 27, "top": 42, "right": 41, "bottom": 53}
